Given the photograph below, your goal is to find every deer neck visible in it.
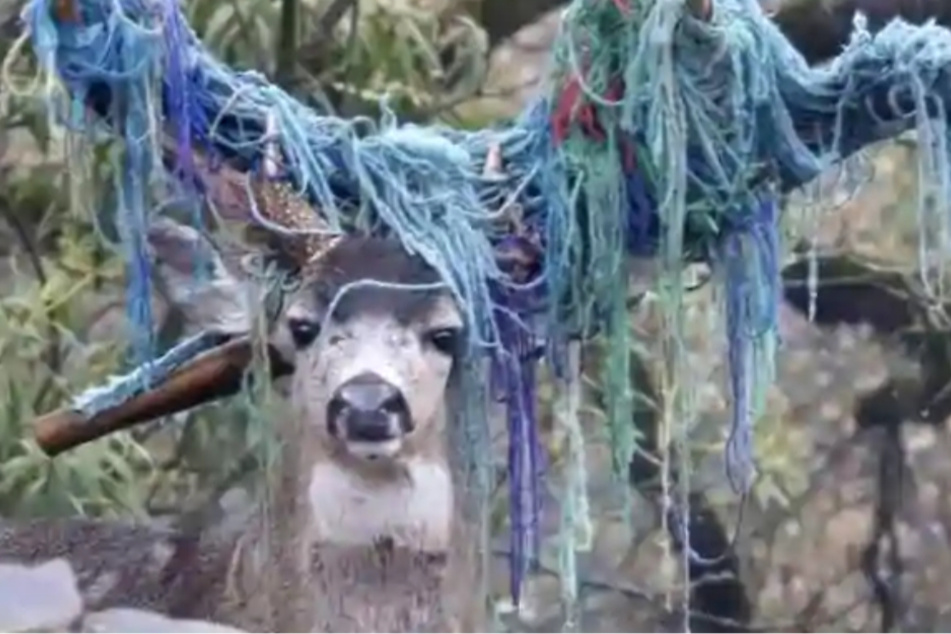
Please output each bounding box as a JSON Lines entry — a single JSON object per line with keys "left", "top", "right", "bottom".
{"left": 230, "top": 409, "right": 456, "bottom": 631}
{"left": 248, "top": 433, "right": 455, "bottom": 555}
{"left": 306, "top": 453, "right": 453, "bottom": 551}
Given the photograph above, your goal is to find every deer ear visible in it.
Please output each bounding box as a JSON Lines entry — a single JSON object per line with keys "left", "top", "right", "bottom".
{"left": 148, "top": 216, "right": 251, "bottom": 336}
{"left": 148, "top": 216, "right": 227, "bottom": 278}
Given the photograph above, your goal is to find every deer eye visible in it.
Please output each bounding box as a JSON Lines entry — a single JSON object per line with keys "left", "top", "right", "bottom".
{"left": 424, "top": 327, "right": 461, "bottom": 356}
{"left": 288, "top": 317, "right": 321, "bottom": 349}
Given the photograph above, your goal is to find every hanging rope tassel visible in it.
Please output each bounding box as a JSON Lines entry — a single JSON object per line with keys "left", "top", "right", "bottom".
{"left": 720, "top": 196, "right": 781, "bottom": 493}
{"left": 22, "top": 0, "right": 951, "bottom": 607}
{"left": 556, "top": 339, "right": 592, "bottom": 630}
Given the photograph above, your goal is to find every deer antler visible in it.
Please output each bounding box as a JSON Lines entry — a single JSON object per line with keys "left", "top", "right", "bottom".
{"left": 31, "top": 117, "right": 335, "bottom": 456}
{"left": 245, "top": 114, "right": 341, "bottom": 275}
{"left": 165, "top": 116, "right": 339, "bottom": 276}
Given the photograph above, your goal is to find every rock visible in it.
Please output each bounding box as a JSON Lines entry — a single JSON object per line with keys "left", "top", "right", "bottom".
{"left": 82, "top": 609, "right": 244, "bottom": 633}
{"left": 0, "top": 558, "right": 83, "bottom": 632}
{"left": 0, "top": 558, "right": 245, "bottom": 633}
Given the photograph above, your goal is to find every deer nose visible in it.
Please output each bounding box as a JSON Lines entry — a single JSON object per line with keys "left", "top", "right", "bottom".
{"left": 328, "top": 372, "right": 412, "bottom": 442}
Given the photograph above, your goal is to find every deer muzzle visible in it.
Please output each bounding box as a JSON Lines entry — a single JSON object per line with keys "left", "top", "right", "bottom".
{"left": 327, "top": 372, "right": 413, "bottom": 457}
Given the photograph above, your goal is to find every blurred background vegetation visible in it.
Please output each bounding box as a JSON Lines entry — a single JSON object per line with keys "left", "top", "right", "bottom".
{"left": 0, "top": 0, "right": 949, "bottom": 630}
{"left": 0, "top": 0, "right": 554, "bottom": 522}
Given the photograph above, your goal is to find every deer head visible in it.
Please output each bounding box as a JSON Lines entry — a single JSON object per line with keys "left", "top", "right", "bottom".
{"left": 149, "top": 115, "right": 466, "bottom": 467}
{"left": 277, "top": 237, "right": 463, "bottom": 465}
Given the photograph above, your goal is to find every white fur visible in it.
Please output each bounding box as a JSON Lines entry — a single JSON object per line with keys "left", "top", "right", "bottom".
{"left": 307, "top": 458, "right": 453, "bottom": 552}
{"left": 345, "top": 439, "right": 403, "bottom": 459}
{"left": 286, "top": 293, "right": 461, "bottom": 449}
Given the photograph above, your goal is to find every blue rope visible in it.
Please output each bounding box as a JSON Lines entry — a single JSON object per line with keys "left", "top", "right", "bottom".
{"left": 718, "top": 195, "right": 780, "bottom": 493}
{"left": 72, "top": 329, "right": 232, "bottom": 417}
{"left": 21, "top": 0, "right": 951, "bottom": 606}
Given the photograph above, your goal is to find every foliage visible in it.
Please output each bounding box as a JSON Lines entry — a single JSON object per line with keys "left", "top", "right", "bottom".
{"left": 0, "top": 0, "right": 494, "bottom": 519}
{"left": 0, "top": 147, "right": 152, "bottom": 518}
{"left": 183, "top": 0, "right": 490, "bottom": 119}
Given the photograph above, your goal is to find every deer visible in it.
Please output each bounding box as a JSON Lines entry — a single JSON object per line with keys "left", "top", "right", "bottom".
{"left": 0, "top": 127, "right": 491, "bottom": 632}
{"left": 1, "top": 181, "right": 760, "bottom": 634}
{"left": 0, "top": 105, "right": 760, "bottom": 631}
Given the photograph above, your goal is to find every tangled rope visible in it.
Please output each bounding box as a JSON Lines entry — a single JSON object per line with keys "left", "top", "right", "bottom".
{"left": 15, "top": 0, "right": 951, "bottom": 606}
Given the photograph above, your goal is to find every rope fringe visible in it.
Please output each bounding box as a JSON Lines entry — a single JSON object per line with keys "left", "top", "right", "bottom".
{"left": 17, "top": 0, "right": 951, "bottom": 609}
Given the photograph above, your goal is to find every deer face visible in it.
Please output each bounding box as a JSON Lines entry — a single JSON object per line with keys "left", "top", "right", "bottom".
{"left": 146, "top": 219, "right": 464, "bottom": 464}
{"left": 279, "top": 237, "right": 464, "bottom": 463}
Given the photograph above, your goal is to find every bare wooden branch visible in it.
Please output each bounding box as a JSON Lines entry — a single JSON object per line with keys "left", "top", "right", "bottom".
{"left": 32, "top": 337, "right": 292, "bottom": 457}
{"left": 275, "top": 0, "right": 300, "bottom": 87}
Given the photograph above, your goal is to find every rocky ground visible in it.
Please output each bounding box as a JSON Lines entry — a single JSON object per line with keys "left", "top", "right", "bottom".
{"left": 0, "top": 559, "right": 242, "bottom": 632}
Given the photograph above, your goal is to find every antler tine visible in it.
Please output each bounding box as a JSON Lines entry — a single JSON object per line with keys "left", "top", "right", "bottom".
{"left": 175, "top": 116, "right": 340, "bottom": 275}
{"left": 252, "top": 113, "right": 340, "bottom": 275}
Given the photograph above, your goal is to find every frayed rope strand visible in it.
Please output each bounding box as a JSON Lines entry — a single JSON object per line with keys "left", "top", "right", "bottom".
{"left": 719, "top": 195, "right": 781, "bottom": 494}
{"left": 556, "top": 340, "right": 592, "bottom": 631}
{"left": 20, "top": 0, "right": 951, "bottom": 611}
{"left": 72, "top": 330, "right": 232, "bottom": 417}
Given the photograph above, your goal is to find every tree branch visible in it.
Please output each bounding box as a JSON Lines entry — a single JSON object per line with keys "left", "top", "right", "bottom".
{"left": 275, "top": 0, "right": 299, "bottom": 88}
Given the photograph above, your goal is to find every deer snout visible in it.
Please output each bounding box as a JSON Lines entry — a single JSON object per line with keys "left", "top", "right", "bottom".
{"left": 327, "top": 373, "right": 413, "bottom": 447}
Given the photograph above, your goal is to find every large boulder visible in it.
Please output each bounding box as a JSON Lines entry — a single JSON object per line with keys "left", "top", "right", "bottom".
{"left": 0, "top": 558, "right": 244, "bottom": 633}
{"left": 82, "top": 609, "right": 243, "bottom": 633}
{"left": 0, "top": 559, "right": 83, "bottom": 631}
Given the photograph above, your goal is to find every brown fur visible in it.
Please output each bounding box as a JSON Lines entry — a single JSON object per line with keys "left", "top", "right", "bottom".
{"left": 0, "top": 236, "right": 486, "bottom": 632}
